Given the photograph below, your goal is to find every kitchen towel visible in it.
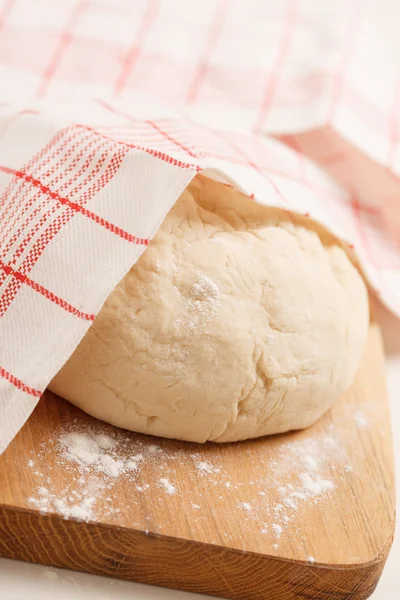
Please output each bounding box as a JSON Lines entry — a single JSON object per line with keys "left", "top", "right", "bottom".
{"left": 0, "top": 0, "right": 399, "bottom": 452}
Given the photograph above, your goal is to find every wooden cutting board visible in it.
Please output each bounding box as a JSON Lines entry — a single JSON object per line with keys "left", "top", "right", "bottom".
{"left": 0, "top": 322, "right": 395, "bottom": 600}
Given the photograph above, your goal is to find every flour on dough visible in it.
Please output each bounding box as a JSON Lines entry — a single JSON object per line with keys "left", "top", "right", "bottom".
{"left": 50, "top": 175, "right": 369, "bottom": 443}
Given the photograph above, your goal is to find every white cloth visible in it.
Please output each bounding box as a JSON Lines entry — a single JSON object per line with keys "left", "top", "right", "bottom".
{"left": 0, "top": 0, "right": 399, "bottom": 452}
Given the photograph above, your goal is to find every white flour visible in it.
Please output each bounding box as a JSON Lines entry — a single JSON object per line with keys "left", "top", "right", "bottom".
{"left": 196, "top": 460, "right": 220, "bottom": 475}
{"left": 300, "top": 473, "right": 334, "bottom": 495}
{"left": 60, "top": 432, "right": 123, "bottom": 476}
{"left": 26, "top": 429, "right": 182, "bottom": 521}
{"left": 185, "top": 274, "right": 223, "bottom": 332}
{"left": 238, "top": 501, "right": 252, "bottom": 511}
{"left": 272, "top": 524, "right": 283, "bottom": 538}
{"left": 28, "top": 483, "right": 98, "bottom": 521}
{"left": 191, "top": 275, "right": 220, "bottom": 302}
{"left": 353, "top": 411, "right": 368, "bottom": 428}
{"left": 158, "top": 478, "right": 176, "bottom": 495}
{"left": 25, "top": 415, "right": 355, "bottom": 564}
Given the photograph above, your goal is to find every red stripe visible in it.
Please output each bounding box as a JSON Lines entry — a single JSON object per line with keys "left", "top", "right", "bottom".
{"left": 218, "top": 138, "right": 289, "bottom": 206}
{"left": 114, "top": 0, "right": 159, "bottom": 96}
{"left": 253, "top": 0, "right": 298, "bottom": 132}
{"left": 0, "top": 129, "right": 132, "bottom": 317}
{"left": 0, "top": 261, "right": 95, "bottom": 321}
{"left": 0, "top": 131, "right": 107, "bottom": 259}
{"left": 95, "top": 100, "right": 198, "bottom": 159}
{"left": 351, "top": 196, "right": 400, "bottom": 271}
{"left": 0, "top": 366, "right": 41, "bottom": 398}
{"left": 99, "top": 114, "right": 379, "bottom": 217}
{"left": 175, "top": 116, "right": 379, "bottom": 213}
{"left": 282, "top": 135, "right": 380, "bottom": 218}
{"left": 0, "top": 127, "right": 133, "bottom": 318}
{"left": 97, "top": 105, "right": 321, "bottom": 188}
{"left": 186, "top": 0, "right": 230, "bottom": 104}
{"left": 186, "top": 122, "right": 290, "bottom": 207}
{"left": 144, "top": 121, "right": 197, "bottom": 158}
{"left": 0, "top": 165, "right": 149, "bottom": 246}
{"left": 76, "top": 124, "right": 201, "bottom": 171}
{"left": 327, "top": 1, "right": 364, "bottom": 123}
{"left": 36, "top": 0, "right": 88, "bottom": 98}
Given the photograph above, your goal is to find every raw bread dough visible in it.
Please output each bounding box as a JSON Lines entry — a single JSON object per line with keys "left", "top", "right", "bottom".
{"left": 50, "top": 175, "right": 369, "bottom": 443}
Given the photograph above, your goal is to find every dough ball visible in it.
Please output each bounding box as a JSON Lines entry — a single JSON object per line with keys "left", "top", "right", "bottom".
{"left": 50, "top": 175, "right": 369, "bottom": 443}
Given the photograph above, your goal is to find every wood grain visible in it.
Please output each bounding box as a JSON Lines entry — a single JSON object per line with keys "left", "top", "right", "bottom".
{"left": 0, "top": 323, "right": 395, "bottom": 600}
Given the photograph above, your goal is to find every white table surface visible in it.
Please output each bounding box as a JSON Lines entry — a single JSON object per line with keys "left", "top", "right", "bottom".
{"left": 1, "top": 1, "right": 400, "bottom": 598}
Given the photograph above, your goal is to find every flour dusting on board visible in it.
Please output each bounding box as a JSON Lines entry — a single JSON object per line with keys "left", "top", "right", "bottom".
{"left": 25, "top": 411, "right": 361, "bottom": 564}
{"left": 158, "top": 478, "right": 176, "bottom": 495}
{"left": 196, "top": 460, "right": 220, "bottom": 475}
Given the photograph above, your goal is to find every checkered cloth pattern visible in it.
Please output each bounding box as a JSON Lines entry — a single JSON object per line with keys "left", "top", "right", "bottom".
{"left": 0, "top": 0, "right": 399, "bottom": 452}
